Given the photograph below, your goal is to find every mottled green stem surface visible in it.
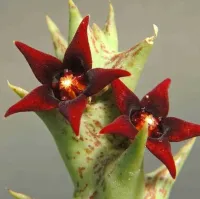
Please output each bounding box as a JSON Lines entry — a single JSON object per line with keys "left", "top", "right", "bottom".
{"left": 7, "top": 1, "right": 196, "bottom": 199}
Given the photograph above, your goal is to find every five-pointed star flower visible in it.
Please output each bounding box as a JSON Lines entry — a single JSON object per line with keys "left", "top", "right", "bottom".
{"left": 4, "top": 16, "right": 130, "bottom": 136}
{"left": 100, "top": 78, "right": 200, "bottom": 178}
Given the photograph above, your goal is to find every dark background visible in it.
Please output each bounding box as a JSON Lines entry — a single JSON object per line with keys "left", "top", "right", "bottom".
{"left": 1, "top": 0, "right": 200, "bottom": 198}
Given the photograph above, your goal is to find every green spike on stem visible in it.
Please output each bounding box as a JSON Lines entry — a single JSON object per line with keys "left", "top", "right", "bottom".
{"left": 103, "top": 1, "right": 118, "bottom": 52}
{"left": 145, "top": 138, "right": 196, "bottom": 199}
{"left": 7, "top": 81, "right": 28, "bottom": 98}
{"left": 46, "top": 15, "right": 68, "bottom": 61}
{"left": 7, "top": 189, "right": 32, "bottom": 199}
{"left": 68, "top": 0, "right": 82, "bottom": 43}
{"left": 92, "top": 23, "right": 107, "bottom": 46}
{"left": 105, "top": 24, "right": 158, "bottom": 91}
{"left": 100, "top": 123, "right": 148, "bottom": 199}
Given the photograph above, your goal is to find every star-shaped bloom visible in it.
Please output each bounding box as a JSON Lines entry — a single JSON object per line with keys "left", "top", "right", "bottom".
{"left": 100, "top": 78, "right": 200, "bottom": 178}
{"left": 5, "top": 16, "right": 130, "bottom": 136}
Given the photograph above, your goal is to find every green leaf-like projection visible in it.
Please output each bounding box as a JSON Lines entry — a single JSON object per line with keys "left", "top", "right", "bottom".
{"left": 68, "top": 0, "right": 82, "bottom": 43}
{"left": 105, "top": 24, "right": 158, "bottom": 91}
{"left": 99, "top": 123, "right": 148, "bottom": 199}
{"left": 46, "top": 15, "right": 68, "bottom": 61}
{"left": 7, "top": 81, "right": 28, "bottom": 98}
{"left": 145, "top": 138, "right": 196, "bottom": 199}
{"left": 103, "top": 2, "right": 118, "bottom": 52}
{"left": 8, "top": 189, "right": 32, "bottom": 199}
{"left": 7, "top": 0, "right": 158, "bottom": 198}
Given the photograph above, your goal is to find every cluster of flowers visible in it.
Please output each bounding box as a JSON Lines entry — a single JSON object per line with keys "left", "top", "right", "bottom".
{"left": 5, "top": 16, "right": 200, "bottom": 179}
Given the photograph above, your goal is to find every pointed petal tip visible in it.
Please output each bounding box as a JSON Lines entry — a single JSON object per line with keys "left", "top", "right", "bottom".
{"left": 172, "top": 172, "right": 176, "bottom": 179}
{"left": 141, "top": 77, "right": 171, "bottom": 118}
{"left": 4, "top": 110, "right": 11, "bottom": 118}
{"left": 121, "top": 70, "right": 131, "bottom": 77}
{"left": 13, "top": 40, "right": 22, "bottom": 48}
{"left": 14, "top": 40, "right": 21, "bottom": 47}
{"left": 83, "top": 15, "right": 90, "bottom": 25}
{"left": 169, "top": 160, "right": 176, "bottom": 179}
{"left": 164, "top": 78, "right": 171, "bottom": 84}
{"left": 160, "top": 78, "right": 171, "bottom": 90}
{"left": 5, "top": 85, "right": 59, "bottom": 118}
{"left": 99, "top": 115, "right": 137, "bottom": 139}
{"left": 4, "top": 104, "right": 18, "bottom": 117}
{"left": 59, "top": 95, "right": 87, "bottom": 136}
{"left": 99, "top": 126, "right": 109, "bottom": 135}
{"left": 111, "top": 69, "right": 131, "bottom": 78}
{"left": 159, "top": 78, "right": 171, "bottom": 88}
{"left": 165, "top": 161, "right": 177, "bottom": 179}
{"left": 14, "top": 41, "right": 27, "bottom": 51}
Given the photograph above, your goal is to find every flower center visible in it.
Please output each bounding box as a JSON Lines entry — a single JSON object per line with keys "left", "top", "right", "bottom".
{"left": 131, "top": 110, "right": 163, "bottom": 138}
{"left": 52, "top": 69, "right": 87, "bottom": 101}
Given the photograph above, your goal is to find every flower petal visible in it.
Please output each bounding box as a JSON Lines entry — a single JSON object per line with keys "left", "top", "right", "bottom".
{"left": 84, "top": 68, "right": 130, "bottom": 96}
{"left": 111, "top": 79, "right": 141, "bottom": 115}
{"left": 58, "top": 95, "right": 87, "bottom": 136}
{"left": 147, "top": 138, "right": 176, "bottom": 178}
{"left": 63, "top": 16, "right": 92, "bottom": 74}
{"left": 141, "top": 78, "right": 171, "bottom": 118}
{"left": 163, "top": 117, "right": 200, "bottom": 142}
{"left": 15, "top": 41, "right": 63, "bottom": 84}
{"left": 5, "top": 85, "right": 59, "bottom": 117}
{"left": 99, "top": 115, "right": 137, "bottom": 139}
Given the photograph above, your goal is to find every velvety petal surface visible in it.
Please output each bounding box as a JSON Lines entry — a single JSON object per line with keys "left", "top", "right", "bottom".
{"left": 15, "top": 41, "right": 63, "bottom": 84}
{"left": 5, "top": 85, "right": 59, "bottom": 117}
{"left": 84, "top": 68, "right": 130, "bottom": 96}
{"left": 100, "top": 115, "right": 137, "bottom": 139}
{"left": 141, "top": 78, "right": 171, "bottom": 118}
{"left": 163, "top": 117, "right": 200, "bottom": 142}
{"left": 147, "top": 138, "right": 176, "bottom": 178}
{"left": 63, "top": 16, "right": 92, "bottom": 74}
{"left": 58, "top": 94, "right": 87, "bottom": 136}
{"left": 111, "top": 79, "right": 141, "bottom": 115}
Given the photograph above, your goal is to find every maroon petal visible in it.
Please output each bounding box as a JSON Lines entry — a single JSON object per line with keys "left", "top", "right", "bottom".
{"left": 111, "top": 79, "right": 141, "bottom": 115}
{"left": 63, "top": 16, "right": 92, "bottom": 74}
{"left": 99, "top": 115, "right": 137, "bottom": 139}
{"left": 147, "top": 138, "right": 176, "bottom": 179}
{"left": 84, "top": 68, "right": 131, "bottom": 96}
{"left": 141, "top": 78, "right": 171, "bottom": 118}
{"left": 5, "top": 85, "right": 59, "bottom": 117}
{"left": 163, "top": 117, "right": 200, "bottom": 142}
{"left": 59, "top": 95, "right": 87, "bottom": 136}
{"left": 15, "top": 41, "right": 63, "bottom": 84}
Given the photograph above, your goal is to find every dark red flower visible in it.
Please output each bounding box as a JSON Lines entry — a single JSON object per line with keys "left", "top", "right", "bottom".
{"left": 100, "top": 78, "right": 200, "bottom": 178}
{"left": 5, "top": 16, "right": 130, "bottom": 136}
